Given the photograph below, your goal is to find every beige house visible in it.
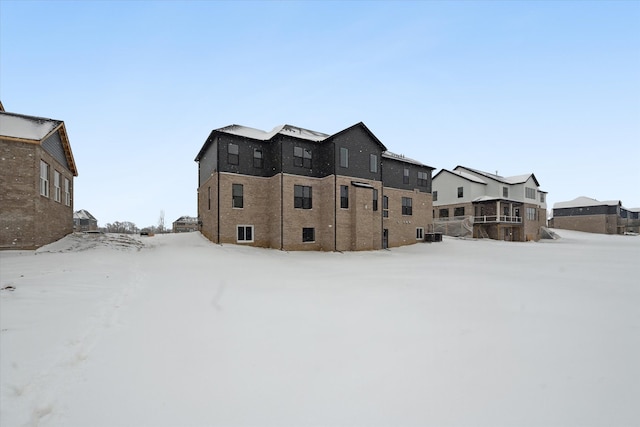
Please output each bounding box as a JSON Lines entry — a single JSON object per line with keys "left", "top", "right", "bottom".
{"left": 552, "top": 197, "right": 640, "bottom": 235}
{"left": 0, "top": 109, "right": 78, "bottom": 249}
{"left": 195, "top": 122, "right": 434, "bottom": 251}
{"left": 432, "top": 166, "right": 547, "bottom": 241}
{"left": 172, "top": 216, "right": 198, "bottom": 233}
{"left": 73, "top": 209, "right": 98, "bottom": 232}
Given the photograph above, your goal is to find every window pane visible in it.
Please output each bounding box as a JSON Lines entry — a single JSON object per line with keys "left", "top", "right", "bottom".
{"left": 246, "top": 226, "right": 252, "bottom": 241}
{"left": 340, "top": 147, "right": 348, "bottom": 168}
{"left": 238, "top": 227, "right": 245, "bottom": 241}
{"left": 370, "top": 154, "right": 377, "bottom": 173}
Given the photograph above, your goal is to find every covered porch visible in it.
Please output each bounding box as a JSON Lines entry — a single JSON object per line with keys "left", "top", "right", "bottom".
{"left": 472, "top": 197, "right": 525, "bottom": 241}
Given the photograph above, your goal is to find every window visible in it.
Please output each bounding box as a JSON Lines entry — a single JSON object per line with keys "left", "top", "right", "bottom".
{"left": 503, "top": 187, "right": 509, "bottom": 198}
{"left": 433, "top": 191, "right": 438, "bottom": 201}
{"left": 439, "top": 208, "right": 449, "bottom": 218}
{"left": 403, "top": 168, "right": 410, "bottom": 184}
{"left": 540, "top": 193, "right": 545, "bottom": 203}
{"left": 54, "top": 171, "right": 61, "bottom": 202}
{"left": 253, "top": 148, "right": 263, "bottom": 168}
{"left": 454, "top": 207, "right": 465, "bottom": 217}
{"left": 402, "top": 197, "right": 412, "bottom": 215}
{"left": 302, "top": 227, "right": 315, "bottom": 242}
{"left": 64, "top": 178, "right": 71, "bottom": 206}
{"left": 525, "top": 187, "right": 536, "bottom": 199}
{"left": 294, "top": 185, "right": 312, "bottom": 209}
{"left": 340, "top": 147, "right": 349, "bottom": 168}
{"left": 340, "top": 185, "right": 349, "bottom": 209}
{"left": 228, "top": 143, "right": 239, "bottom": 165}
{"left": 370, "top": 154, "right": 378, "bottom": 173}
{"left": 372, "top": 189, "right": 378, "bottom": 211}
{"left": 417, "top": 171, "right": 428, "bottom": 187}
{"left": 237, "top": 225, "right": 254, "bottom": 243}
{"left": 416, "top": 227, "right": 424, "bottom": 240}
{"left": 40, "top": 161, "right": 49, "bottom": 197}
{"left": 526, "top": 207, "right": 537, "bottom": 220}
{"left": 208, "top": 186, "right": 211, "bottom": 210}
{"left": 232, "top": 184, "right": 243, "bottom": 208}
{"left": 457, "top": 186, "right": 463, "bottom": 198}
{"left": 383, "top": 196, "right": 389, "bottom": 218}
{"left": 294, "top": 147, "right": 312, "bottom": 168}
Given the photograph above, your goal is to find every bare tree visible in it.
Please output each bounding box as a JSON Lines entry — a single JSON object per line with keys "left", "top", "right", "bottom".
{"left": 158, "top": 210, "right": 165, "bottom": 233}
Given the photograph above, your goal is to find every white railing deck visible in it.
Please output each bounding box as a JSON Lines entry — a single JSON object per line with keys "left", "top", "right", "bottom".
{"left": 473, "top": 215, "right": 522, "bottom": 224}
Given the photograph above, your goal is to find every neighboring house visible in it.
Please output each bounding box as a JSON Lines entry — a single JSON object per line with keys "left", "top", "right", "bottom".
{"left": 73, "top": 209, "right": 98, "bottom": 232}
{"left": 0, "top": 110, "right": 78, "bottom": 249}
{"left": 173, "top": 216, "right": 198, "bottom": 233}
{"left": 195, "top": 122, "right": 434, "bottom": 251}
{"left": 552, "top": 197, "right": 640, "bottom": 235}
{"left": 432, "top": 166, "right": 547, "bottom": 241}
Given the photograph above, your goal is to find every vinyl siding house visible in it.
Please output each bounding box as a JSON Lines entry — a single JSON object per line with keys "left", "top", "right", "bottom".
{"left": 0, "top": 110, "right": 78, "bottom": 249}
{"left": 552, "top": 197, "right": 640, "bottom": 235}
{"left": 432, "top": 166, "right": 547, "bottom": 241}
{"left": 195, "top": 122, "right": 434, "bottom": 251}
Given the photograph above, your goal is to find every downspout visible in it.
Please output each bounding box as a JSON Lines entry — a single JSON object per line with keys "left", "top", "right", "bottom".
{"left": 334, "top": 142, "right": 337, "bottom": 252}
{"left": 380, "top": 154, "right": 384, "bottom": 249}
{"left": 280, "top": 139, "right": 284, "bottom": 251}
{"left": 217, "top": 141, "right": 221, "bottom": 244}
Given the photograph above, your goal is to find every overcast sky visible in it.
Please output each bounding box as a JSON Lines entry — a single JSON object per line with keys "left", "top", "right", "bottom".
{"left": 2, "top": 0, "right": 638, "bottom": 228}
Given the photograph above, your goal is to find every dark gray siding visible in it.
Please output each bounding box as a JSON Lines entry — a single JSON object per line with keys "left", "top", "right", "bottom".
{"left": 554, "top": 205, "right": 619, "bottom": 217}
{"left": 217, "top": 134, "right": 281, "bottom": 177}
{"left": 279, "top": 136, "right": 328, "bottom": 178}
{"left": 42, "top": 131, "right": 70, "bottom": 171}
{"left": 198, "top": 137, "right": 218, "bottom": 186}
{"left": 382, "top": 157, "right": 432, "bottom": 193}
{"left": 331, "top": 126, "right": 383, "bottom": 181}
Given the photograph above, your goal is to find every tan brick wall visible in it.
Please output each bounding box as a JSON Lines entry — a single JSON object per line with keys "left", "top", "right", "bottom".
{"left": 1, "top": 140, "right": 74, "bottom": 249}
{"left": 282, "top": 174, "right": 335, "bottom": 251}
{"left": 197, "top": 173, "right": 218, "bottom": 243}
{"left": 523, "top": 203, "right": 546, "bottom": 241}
{"left": 382, "top": 187, "right": 432, "bottom": 248}
{"left": 553, "top": 214, "right": 611, "bottom": 234}
{"left": 335, "top": 176, "right": 383, "bottom": 251}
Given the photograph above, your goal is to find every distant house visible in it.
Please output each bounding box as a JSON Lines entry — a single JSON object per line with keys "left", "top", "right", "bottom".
{"left": 0, "top": 109, "right": 78, "bottom": 249}
{"left": 195, "top": 122, "right": 434, "bottom": 251}
{"left": 172, "top": 216, "right": 198, "bottom": 233}
{"left": 73, "top": 209, "right": 98, "bottom": 232}
{"left": 432, "top": 166, "right": 547, "bottom": 241}
{"left": 552, "top": 197, "right": 640, "bottom": 235}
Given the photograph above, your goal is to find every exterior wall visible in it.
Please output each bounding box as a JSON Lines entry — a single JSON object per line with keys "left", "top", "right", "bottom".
{"left": 0, "top": 139, "right": 73, "bottom": 249}
{"left": 434, "top": 202, "right": 474, "bottom": 219}
{"left": 523, "top": 202, "right": 546, "bottom": 241}
{"left": 282, "top": 174, "right": 334, "bottom": 251}
{"left": 382, "top": 187, "right": 432, "bottom": 248}
{"left": 198, "top": 173, "right": 219, "bottom": 243}
{"left": 0, "top": 139, "right": 37, "bottom": 248}
{"left": 335, "top": 176, "right": 383, "bottom": 251}
{"left": 553, "top": 214, "right": 611, "bottom": 234}
{"left": 218, "top": 173, "right": 281, "bottom": 248}
{"left": 432, "top": 172, "right": 485, "bottom": 206}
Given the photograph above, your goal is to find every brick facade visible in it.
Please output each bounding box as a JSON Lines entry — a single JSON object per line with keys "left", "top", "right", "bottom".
{"left": 195, "top": 122, "right": 434, "bottom": 251}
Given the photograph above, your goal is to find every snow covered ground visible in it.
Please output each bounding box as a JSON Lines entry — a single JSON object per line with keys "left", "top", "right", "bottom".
{"left": 1, "top": 230, "right": 638, "bottom": 427}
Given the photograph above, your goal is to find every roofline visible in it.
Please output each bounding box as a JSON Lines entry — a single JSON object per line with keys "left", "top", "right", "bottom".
{"left": 327, "top": 122, "right": 388, "bottom": 152}
{"left": 432, "top": 168, "right": 487, "bottom": 184}
{"left": 455, "top": 165, "right": 539, "bottom": 187}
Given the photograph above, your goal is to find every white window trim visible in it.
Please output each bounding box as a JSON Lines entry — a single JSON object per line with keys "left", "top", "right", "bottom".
{"left": 40, "top": 161, "right": 49, "bottom": 197}
{"left": 54, "top": 171, "right": 61, "bottom": 202}
{"left": 236, "top": 225, "right": 254, "bottom": 243}
{"left": 416, "top": 227, "right": 424, "bottom": 240}
{"left": 64, "top": 178, "right": 71, "bottom": 206}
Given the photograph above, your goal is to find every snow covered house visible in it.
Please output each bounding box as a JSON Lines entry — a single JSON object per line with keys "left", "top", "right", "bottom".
{"left": 432, "top": 166, "right": 547, "bottom": 241}
{"left": 195, "top": 122, "right": 434, "bottom": 251}
{"left": 0, "top": 109, "right": 78, "bottom": 249}
{"left": 172, "top": 216, "right": 198, "bottom": 233}
{"left": 552, "top": 197, "right": 640, "bottom": 235}
{"left": 73, "top": 209, "right": 98, "bottom": 232}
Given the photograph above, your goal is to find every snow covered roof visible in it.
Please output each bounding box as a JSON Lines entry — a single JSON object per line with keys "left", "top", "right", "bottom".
{"left": 455, "top": 166, "right": 540, "bottom": 187}
{"left": 554, "top": 197, "right": 621, "bottom": 209}
{"left": 382, "top": 151, "right": 430, "bottom": 167}
{"left": 216, "top": 124, "right": 329, "bottom": 142}
{"left": 174, "top": 216, "right": 198, "bottom": 223}
{"left": 73, "top": 209, "right": 97, "bottom": 221}
{"left": 433, "top": 168, "right": 487, "bottom": 184}
{"left": 0, "top": 112, "right": 62, "bottom": 141}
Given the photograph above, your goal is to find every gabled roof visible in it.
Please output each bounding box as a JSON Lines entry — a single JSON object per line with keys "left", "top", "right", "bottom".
{"left": 554, "top": 196, "right": 622, "bottom": 209}
{"left": 73, "top": 209, "right": 97, "bottom": 221}
{"left": 174, "top": 216, "right": 198, "bottom": 223}
{"left": 382, "top": 151, "right": 433, "bottom": 168}
{"left": 455, "top": 166, "right": 540, "bottom": 187}
{"left": 0, "top": 111, "right": 78, "bottom": 176}
{"left": 472, "top": 195, "right": 523, "bottom": 204}
{"left": 327, "top": 121, "right": 387, "bottom": 151}
{"left": 432, "top": 168, "right": 487, "bottom": 184}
